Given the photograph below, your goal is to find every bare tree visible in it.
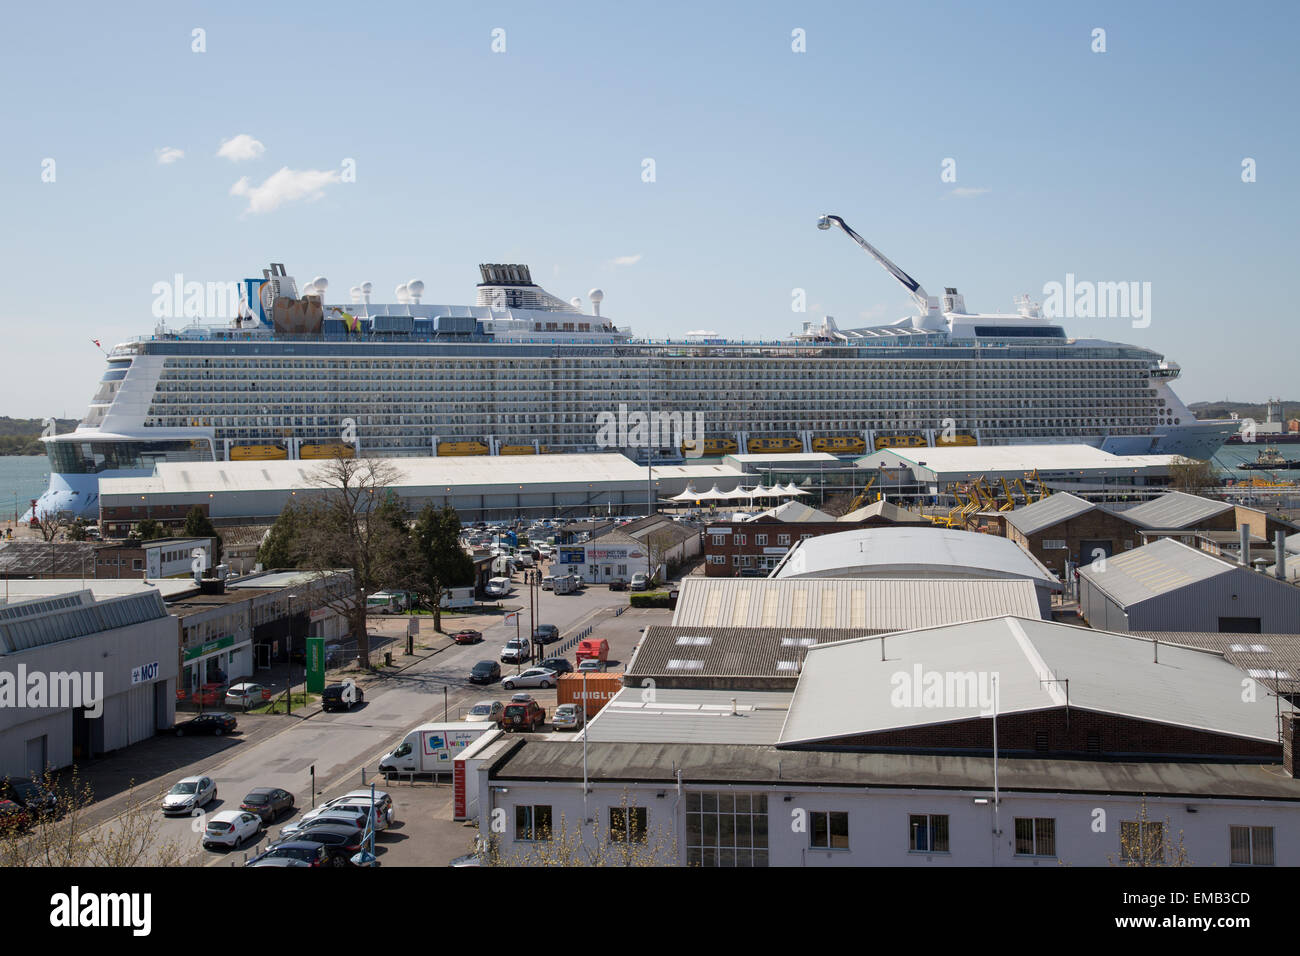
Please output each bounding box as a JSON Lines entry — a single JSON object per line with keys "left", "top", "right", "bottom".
{"left": 477, "top": 792, "right": 677, "bottom": 867}
{"left": 30, "top": 507, "right": 72, "bottom": 543}
{"left": 1167, "top": 456, "right": 1218, "bottom": 497}
{"left": 1107, "top": 795, "right": 1192, "bottom": 867}
{"left": 295, "top": 456, "right": 411, "bottom": 667}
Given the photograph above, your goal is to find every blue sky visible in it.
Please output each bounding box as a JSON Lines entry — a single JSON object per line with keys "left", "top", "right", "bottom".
{"left": 3, "top": 0, "right": 1297, "bottom": 417}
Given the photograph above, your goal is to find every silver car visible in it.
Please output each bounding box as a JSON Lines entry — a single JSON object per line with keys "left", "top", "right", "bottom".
{"left": 553, "top": 703, "right": 585, "bottom": 731}
{"left": 162, "top": 775, "right": 216, "bottom": 815}
{"left": 502, "top": 667, "right": 558, "bottom": 690}
{"left": 466, "top": 700, "right": 504, "bottom": 723}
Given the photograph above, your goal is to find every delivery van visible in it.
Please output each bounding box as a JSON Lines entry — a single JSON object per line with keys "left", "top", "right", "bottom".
{"left": 575, "top": 637, "right": 610, "bottom": 664}
{"left": 485, "top": 577, "right": 513, "bottom": 598}
{"left": 378, "top": 723, "right": 493, "bottom": 774}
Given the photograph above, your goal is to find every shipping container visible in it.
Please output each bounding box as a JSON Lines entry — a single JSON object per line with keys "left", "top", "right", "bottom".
{"left": 557, "top": 672, "right": 623, "bottom": 718}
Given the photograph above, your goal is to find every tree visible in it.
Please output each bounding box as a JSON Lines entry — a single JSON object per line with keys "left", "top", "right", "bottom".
{"left": 1107, "top": 795, "right": 1192, "bottom": 867}
{"left": 0, "top": 769, "right": 186, "bottom": 867}
{"left": 30, "top": 507, "right": 72, "bottom": 543}
{"left": 132, "top": 518, "right": 168, "bottom": 541}
{"left": 258, "top": 502, "right": 305, "bottom": 569}
{"left": 295, "top": 456, "right": 412, "bottom": 667}
{"left": 412, "top": 504, "right": 474, "bottom": 632}
{"left": 181, "top": 506, "right": 223, "bottom": 566}
{"left": 642, "top": 527, "right": 679, "bottom": 582}
{"left": 476, "top": 791, "right": 677, "bottom": 867}
{"left": 1168, "top": 456, "right": 1217, "bottom": 496}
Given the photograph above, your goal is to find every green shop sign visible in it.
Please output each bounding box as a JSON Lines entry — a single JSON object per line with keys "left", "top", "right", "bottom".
{"left": 183, "top": 635, "right": 235, "bottom": 662}
{"left": 305, "top": 637, "right": 325, "bottom": 693}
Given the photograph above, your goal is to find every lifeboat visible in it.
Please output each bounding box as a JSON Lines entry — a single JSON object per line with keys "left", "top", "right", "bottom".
{"left": 230, "top": 444, "right": 287, "bottom": 461}
{"left": 812, "top": 435, "right": 867, "bottom": 454}
{"left": 746, "top": 436, "right": 802, "bottom": 454}
{"left": 299, "top": 443, "right": 356, "bottom": 460}
{"left": 935, "top": 433, "right": 977, "bottom": 447}
{"left": 681, "top": 437, "right": 739, "bottom": 456}
{"left": 437, "top": 441, "right": 490, "bottom": 457}
{"left": 873, "top": 434, "right": 927, "bottom": 450}
{"left": 500, "top": 445, "right": 536, "bottom": 455}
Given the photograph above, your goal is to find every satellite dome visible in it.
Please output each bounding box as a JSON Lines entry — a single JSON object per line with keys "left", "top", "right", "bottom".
{"left": 588, "top": 288, "right": 604, "bottom": 302}
{"left": 313, "top": 276, "right": 328, "bottom": 294}
{"left": 395, "top": 283, "right": 409, "bottom": 303}
{"left": 570, "top": 297, "right": 583, "bottom": 309}
{"left": 359, "top": 281, "right": 373, "bottom": 295}
{"left": 349, "top": 286, "right": 361, "bottom": 303}
{"left": 407, "top": 279, "right": 425, "bottom": 296}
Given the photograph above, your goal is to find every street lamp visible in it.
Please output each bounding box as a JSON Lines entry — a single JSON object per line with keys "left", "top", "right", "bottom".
{"left": 285, "top": 593, "right": 298, "bottom": 714}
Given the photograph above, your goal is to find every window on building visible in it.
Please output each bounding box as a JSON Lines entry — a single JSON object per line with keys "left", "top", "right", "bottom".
{"left": 756, "top": 534, "right": 768, "bottom": 546}
{"left": 1014, "top": 818, "right": 1056, "bottom": 857}
{"left": 810, "top": 811, "right": 849, "bottom": 850}
{"left": 777, "top": 534, "right": 790, "bottom": 546}
{"left": 1120, "top": 821, "right": 1165, "bottom": 864}
{"left": 132, "top": 559, "right": 143, "bottom": 570}
{"left": 1230, "top": 825, "right": 1274, "bottom": 866}
{"left": 711, "top": 535, "right": 726, "bottom": 546}
{"left": 732, "top": 555, "right": 741, "bottom": 566}
{"left": 735, "top": 534, "right": 746, "bottom": 545}
{"left": 708, "top": 555, "right": 725, "bottom": 565}
{"left": 909, "top": 813, "right": 949, "bottom": 853}
{"left": 1035, "top": 731, "right": 1049, "bottom": 753}
{"left": 800, "top": 533, "right": 812, "bottom": 540}
{"left": 1086, "top": 733, "right": 1101, "bottom": 755}
{"left": 616, "top": 565, "right": 627, "bottom": 576}
{"left": 609, "top": 806, "right": 648, "bottom": 844}
{"left": 686, "top": 791, "right": 768, "bottom": 866}
{"left": 1043, "top": 539, "right": 1067, "bottom": 550}
{"left": 515, "top": 804, "right": 553, "bottom": 841}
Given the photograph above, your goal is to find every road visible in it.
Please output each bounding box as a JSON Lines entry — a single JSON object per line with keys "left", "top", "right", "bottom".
{"left": 97, "top": 576, "right": 648, "bottom": 865}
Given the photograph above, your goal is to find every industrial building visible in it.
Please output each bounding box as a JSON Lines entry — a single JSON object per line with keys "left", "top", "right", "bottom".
{"left": 770, "top": 526, "right": 1061, "bottom": 612}
{"left": 1077, "top": 537, "right": 1300, "bottom": 633}
{"left": 1002, "top": 493, "right": 1142, "bottom": 576}
{"left": 470, "top": 617, "right": 1300, "bottom": 866}
{"left": 0, "top": 589, "right": 177, "bottom": 778}
{"left": 670, "top": 577, "right": 1044, "bottom": 628}
{"left": 702, "top": 499, "right": 931, "bottom": 576}
{"left": 857, "top": 443, "right": 1179, "bottom": 497}
{"left": 0, "top": 537, "right": 216, "bottom": 581}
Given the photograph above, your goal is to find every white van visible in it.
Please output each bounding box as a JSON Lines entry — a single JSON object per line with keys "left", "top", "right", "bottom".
{"left": 485, "top": 576, "right": 512, "bottom": 598}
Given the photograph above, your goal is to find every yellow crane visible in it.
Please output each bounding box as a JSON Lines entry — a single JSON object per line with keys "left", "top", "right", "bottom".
{"left": 998, "top": 477, "right": 1016, "bottom": 511}
{"left": 843, "top": 474, "right": 878, "bottom": 513}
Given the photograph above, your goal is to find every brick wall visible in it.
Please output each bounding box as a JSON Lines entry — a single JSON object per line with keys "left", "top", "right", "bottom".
{"left": 1008, "top": 511, "right": 1141, "bottom": 577}
{"left": 701, "top": 516, "right": 916, "bottom": 576}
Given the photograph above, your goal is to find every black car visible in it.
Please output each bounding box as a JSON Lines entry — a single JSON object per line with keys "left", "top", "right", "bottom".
{"left": 608, "top": 579, "right": 628, "bottom": 591}
{"left": 174, "top": 712, "right": 237, "bottom": 737}
{"left": 540, "top": 657, "right": 573, "bottom": 675}
{"left": 0, "top": 777, "right": 58, "bottom": 817}
{"left": 532, "top": 624, "right": 560, "bottom": 644}
{"left": 241, "top": 787, "right": 296, "bottom": 823}
{"left": 470, "top": 660, "right": 501, "bottom": 684}
{"left": 270, "top": 823, "right": 365, "bottom": 867}
{"left": 321, "top": 682, "right": 364, "bottom": 712}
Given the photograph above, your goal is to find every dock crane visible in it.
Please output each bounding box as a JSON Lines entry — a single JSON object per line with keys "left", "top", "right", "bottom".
{"left": 844, "top": 474, "right": 878, "bottom": 513}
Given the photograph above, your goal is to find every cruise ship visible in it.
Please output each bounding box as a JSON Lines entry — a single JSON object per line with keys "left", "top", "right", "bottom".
{"left": 32, "top": 216, "right": 1234, "bottom": 520}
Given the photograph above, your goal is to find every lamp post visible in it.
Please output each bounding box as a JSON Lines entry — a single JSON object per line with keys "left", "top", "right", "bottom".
{"left": 285, "top": 593, "right": 297, "bottom": 714}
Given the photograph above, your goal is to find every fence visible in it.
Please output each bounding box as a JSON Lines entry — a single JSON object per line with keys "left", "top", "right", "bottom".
{"left": 555, "top": 624, "right": 594, "bottom": 656}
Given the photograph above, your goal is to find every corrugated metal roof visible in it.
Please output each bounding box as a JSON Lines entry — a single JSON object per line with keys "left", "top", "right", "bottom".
{"left": 1127, "top": 631, "right": 1300, "bottom": 693}
{"left": 0, "top": 589, "right": 169, "bottom": 654}
{"left": 1076, "top": 538, "right": 1233, "bottom": 606}
{"left": 490, "top": 740, "right": 1300, "bottom": 800}
{"left": 859, "top": 444, "right": 1180, "bottom": 476}
{"left": 837, "top": 500, "right": 931, "bottom": 524}
{"left": 1119, "top": 491, "right": 1233, "bottom": 530}
{"left": 1003, "top": 493, "right": 1097, "bottom": 536}
{"left": 0, "top": 541, "right": 100, "bottom": 577}
{"left": 779, "top": 616, "right": 1283, "bottom": 746}
{"left": 771, "top": 526, "right": 1060, "bottom": 587}
{"left": 671, "top": 577, "right": 1043, "bottom": 628}
{"left": 584, "top": 688, "right": 792, "bottom": 745}
{"left": 627, "top": 625, "right": 888, "bottom": 680}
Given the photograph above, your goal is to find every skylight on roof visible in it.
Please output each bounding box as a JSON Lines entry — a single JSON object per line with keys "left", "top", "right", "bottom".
{"left": 666, "top": 659, "right": 705, "bottom": 670}
{"left": 675, "top": 635, "right": 713, "bottom": 646}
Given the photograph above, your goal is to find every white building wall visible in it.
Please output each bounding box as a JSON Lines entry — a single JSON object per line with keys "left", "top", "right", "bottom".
{"left": 478, "top": 777, "right": 1300, "bottom": 866}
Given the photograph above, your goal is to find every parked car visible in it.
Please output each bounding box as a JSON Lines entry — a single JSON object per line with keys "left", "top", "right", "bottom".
{"left": 552, "top": 703, "right": 585, "bottom": 731}
{"left": 500, "top": 699, "right": 546, "bottom": 732}
{"left": 608, "top": 579, "right": 628, "bottom": 591}
{"left": 470, "top": 660, "right": 501, "bottom": 684}
{"left": 509, "top": 692, "right": 535, "bottom": 703}
{"left": 541, "top": 575, "right": 555, "bottom": 591}
{"left": 466, "top": 700, "right": 505, "bottom": 723}
{"left": 502, "top": 667, "right": 558, "bottom": 691}
{"left": 240, "top": 787, "right": 295, "bottom": 823}
{"left": 0, "top": 777, "right": 58, "bottom": 817}
{"left": 321, "top": 681, "right": 364, "bottom": 712}
{"left": 193, "top": 683, "right": 226, "bottom": 706}
{"left": 326, "top": 789, "right": 395, "bottom": 824}
{"left": 577, "top": 658, "right": 606, "bottom": 673}
{"left": 452, "top": 629, "right": 483, "bottom": 645}
{"left": 279, "top": 807, "right": 376, "bottom": 840}
{"left": 532, "top": 624, "right": 560, "bottom": 644}
{"left": 161, "top": 775, "right": 216, "bottom": 815}
{"left": 245, "top": 842, "right": 329, "bottom": 867}
{"left": 540, "top": 657, "right": 573, "bottom": 675}
{"left": 225, "top": 682, "right": 270, "bottom": 707}
{"left": 269, "top": 824, "right": 363, "bottom": 867}
{"left": 500, "top": 638, "right": 532, "bottom": 665}
{"left": 174, "top": 712, "right": 237, "bottom": 737}
{"left": 202, "top": 810, "right": 264, "bottom": 849}
{"left": 312, "top": 795, "right": 394, "bottom": 829}
{"left": 629, "top": 573, "right": 649, "bottom": 591}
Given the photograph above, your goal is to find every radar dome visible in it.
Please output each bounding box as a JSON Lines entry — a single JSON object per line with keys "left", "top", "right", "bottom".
{"left": 359, "top": 281, "right": 373, "bottom": 295}
{"left": 313, "top": 276, "right": 329, "bottom": 294}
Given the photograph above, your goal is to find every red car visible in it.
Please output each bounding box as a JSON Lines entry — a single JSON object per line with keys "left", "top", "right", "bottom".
{"left": 500, "top": 699, "right": 545, "bottom": 732}
{"left": 452, "top": 629, "right": 483, "bottom": 645}
{"left": 194, "top": 683, "right": 226, "bottom": 706}
{"left": 0, "top": 800, "right": 30, "bottom": 832}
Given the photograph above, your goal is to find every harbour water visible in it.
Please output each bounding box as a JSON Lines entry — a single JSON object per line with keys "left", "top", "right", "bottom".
{"left": 0, "top": 456, "right": 53, "bottom": 521}
{"left": 1213, "top": 442, "right": 1300, "bottom": 479}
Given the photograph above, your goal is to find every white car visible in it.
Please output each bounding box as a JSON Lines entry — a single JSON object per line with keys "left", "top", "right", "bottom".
{"left": 202, "top": 810, "right": 264, "bottom": 849}
{"left": 225, "top": 682, "right": 268, "bottom": 707}
{"left": 466, "top": 700, "right": 505, "bottom": 723}
{"left": 162, "top": 775, "right": 216, "bottom": 815}
{"left": 502, "top": 667, "right": 558, "bottom": 691}
{"left": 320, "top": 791, "right": 395, "bottom": 827}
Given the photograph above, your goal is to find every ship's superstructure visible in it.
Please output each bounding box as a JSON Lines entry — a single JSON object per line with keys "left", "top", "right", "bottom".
{"left": 32, "top": 223, "right": 1234, "bottom": 520}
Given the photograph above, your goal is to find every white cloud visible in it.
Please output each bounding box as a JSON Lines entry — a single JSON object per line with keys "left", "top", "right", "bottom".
{"left": 155, "top": 147, "right": 184, "bottom": 165}
{"left": 229, "top": 167, "right": 341, "bottom": 214}
{"left": 217, "top": 134, "right": 266, "bottom": 162}
{"left": 950, "top": 186, "right": 992, "bottom": 198}
{"left": 612, "top": 254, "right": 643, "bottom": 266}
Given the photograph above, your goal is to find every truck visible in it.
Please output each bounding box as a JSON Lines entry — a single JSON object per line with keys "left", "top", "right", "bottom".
{"left": 367, "top": 590, "right": 412, "bottom": 614}
{"left": 485, "top": 576, "right": 513, "bottom": 598}
{"left": 439, "top": 586, "right": 475, "bottom": 610}
{"left": 378, "top": 723, "right": 494, "bottom": 774}
{"left": 557, "top": 672, "right": 623, "bottom": 719}
{"left": 552, "top": 574, "right": 579, "bottom": 595}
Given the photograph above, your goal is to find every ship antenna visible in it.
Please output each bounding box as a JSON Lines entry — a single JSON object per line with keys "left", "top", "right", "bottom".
{"left": 817, "top": 214, "right": 931, "bottom": 317}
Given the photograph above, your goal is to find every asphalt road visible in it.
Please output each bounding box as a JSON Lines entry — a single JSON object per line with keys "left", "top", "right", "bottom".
{"left": 94, "top": 578, "right": 661, "bottom": 865}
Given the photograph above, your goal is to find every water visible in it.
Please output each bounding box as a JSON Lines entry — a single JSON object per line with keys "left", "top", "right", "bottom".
{"left": 0, "top": 455, "right": 52, "bottom": 519}
{"left": 1212, "top": 443, "right": 1300, "bottom": 480}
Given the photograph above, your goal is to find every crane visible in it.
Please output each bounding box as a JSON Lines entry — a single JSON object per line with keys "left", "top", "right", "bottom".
{"left": 816, "top": 214, "right": 946, "bottom": 330}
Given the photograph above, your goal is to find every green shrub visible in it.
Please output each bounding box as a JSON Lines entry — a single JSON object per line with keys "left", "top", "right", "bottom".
{"left": 630, "top": 591, "right": 671, "bottom": 609}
